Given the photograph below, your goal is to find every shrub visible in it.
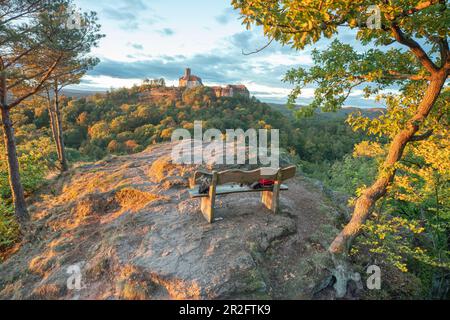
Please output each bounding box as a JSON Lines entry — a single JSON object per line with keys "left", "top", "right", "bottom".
{"left": 0, "top": 202, "right": 19, "bottom": 251}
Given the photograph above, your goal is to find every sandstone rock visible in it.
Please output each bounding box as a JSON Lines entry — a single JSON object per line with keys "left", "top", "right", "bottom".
{"left": 0, "top": 141, "right": 337, "bottom": 300}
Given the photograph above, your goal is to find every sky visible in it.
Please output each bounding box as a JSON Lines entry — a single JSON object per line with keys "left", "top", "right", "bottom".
{"left": 72, "top": 0, "right": 387, "bottom": 107}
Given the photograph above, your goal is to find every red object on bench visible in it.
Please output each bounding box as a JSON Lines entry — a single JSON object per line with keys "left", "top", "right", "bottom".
{"left": 259, "top": 179, "right": 275, "bottom": 187}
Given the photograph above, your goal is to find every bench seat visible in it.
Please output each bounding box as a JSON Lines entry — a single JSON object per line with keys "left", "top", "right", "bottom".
{"left": 189, "top": 184, "right": 289, "bottom": 198}
{"left": 189, "top": 166, "right": 296, "bottom": 223}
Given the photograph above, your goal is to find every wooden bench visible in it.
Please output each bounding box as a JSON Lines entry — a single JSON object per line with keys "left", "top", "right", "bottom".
{"left": 189, "top": 166, "right": 297, "bottom": 223}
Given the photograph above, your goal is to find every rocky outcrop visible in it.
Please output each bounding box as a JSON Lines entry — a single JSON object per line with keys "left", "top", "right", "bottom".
{"left": 0, "top": 142, "right": 339, "bottom": 300}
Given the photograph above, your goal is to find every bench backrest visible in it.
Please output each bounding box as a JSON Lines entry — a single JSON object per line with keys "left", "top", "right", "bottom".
{"left": 193, "top": 166, "right": 296, "bottom": 186}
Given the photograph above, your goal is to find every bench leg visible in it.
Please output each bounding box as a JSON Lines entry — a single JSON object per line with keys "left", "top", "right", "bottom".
{"left": 201, "top": 196, "right": 215, "bottom": 223}
{"left": 200, "top": 172, "right": 218, "bottom": 223}
{"left": 262, "top": 180, "right": 281, "bottom": 214}
{"left": 261, "top": 191, "right": 279, "bottom": 214}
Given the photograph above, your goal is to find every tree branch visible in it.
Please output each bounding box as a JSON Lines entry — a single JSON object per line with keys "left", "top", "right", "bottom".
{"left": 397, "top": 0, "right": 441, "bottom": 19}
{"left": 7, "top": 55, "right": 62, "bottom": 110}
{"left": 4, "top": 45, "right": 39, "bottom": 69}
{"left": 385, "top": 70, "right": 431, "bottom": 81}
{"left": 391, "top": 24, "right": 439, "bottom": 74}
{"left": 0, "top": 0, "right": 46, "bottom": 25}
{"left": 439, "top": 37, "right": 449, "bottom": 65}
{"left": 242, "top": 38, "right": 274, "bottom": 55}
{"left": 410, "top": 130, "right": 434, "bottom": 141}
{"left": 7, "top": 69, "right": 48, "bottom": 90}
{"left": 350, "top": 71, "right": 429, "bottom": 82}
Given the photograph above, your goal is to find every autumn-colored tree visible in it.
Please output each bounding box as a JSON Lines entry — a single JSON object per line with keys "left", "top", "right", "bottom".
{"left": 0, "top": 0, "right": 100, "bottom": 230}
{"left": 232, "top": 0, "right": 449, "bottom": 264}
{"left": 1, "top": 0, "right": 60, "bottom": 229}
{"left": 347, "top": 87, "right": 449, "bottom": 296}
{"left": 42, "top": 8, "right": 101, "bottom": 172}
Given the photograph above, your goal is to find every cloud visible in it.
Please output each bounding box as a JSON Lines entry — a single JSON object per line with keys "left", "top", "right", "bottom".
{"left": 78, "top": 75, "right": 143, "bottom": 89}
{"left": 157, "top": 28, "right": 175, "bottom": 36}
{"left": 129, "top": 43, "right": 144, "bottom": 50}
{"left": 86, "top": 26, "right": 319, "bottom": 104}
{"left": 261, "top": 53, "right": 313, "bottom": 66}
{"left": 102, "top": 0, "right": 147, "bottom": 21}
{"left": 230, "top": 32, "right": 253, "bottom": 49}
{"left": 100, "top": 0, "right": 162, "bottom": 30}
{"left": 228, "top": 30, "right": 313, "bottom": 58}
{"left": 86, "top": 48, "right": 305, "bottom": 105}
{"left": 85, "top": 54, "right": 380, "bottom": 107}
{"left": 75, "top": 8, "right": 382, "bottom": 107}
{"left": 88, "top": 53, "right": 244, "bottom": 83}
{"left": 215, "top": 7, "right": 238, "bottom": 25}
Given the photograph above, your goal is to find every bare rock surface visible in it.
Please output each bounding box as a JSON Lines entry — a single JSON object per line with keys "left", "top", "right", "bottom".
{"left": 0, "top": 142, "right": 339, "bottom": 300}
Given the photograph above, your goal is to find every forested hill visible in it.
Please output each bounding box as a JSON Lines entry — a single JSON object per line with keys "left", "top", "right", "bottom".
{"left": 56, "top": 86, "right": 370, "bottom": 168}
{"left": 57, "top": 86, "right": 293, "bottom": 161}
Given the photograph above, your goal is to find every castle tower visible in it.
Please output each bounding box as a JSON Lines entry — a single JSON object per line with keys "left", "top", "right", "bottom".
{"left": 179, "top": 68, "right": 203, "bottom": 88}
{"left": 184, "top": 68, "right": 191, "bottom": 79}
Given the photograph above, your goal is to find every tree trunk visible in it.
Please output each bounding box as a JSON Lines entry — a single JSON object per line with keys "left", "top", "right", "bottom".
{"left": 329, "top": 69, "right": 448, "bottom": 255}
{"left": 53, "top": 83, "right": 68, "bottom": 172}
{"left": 1, "top": 106, "right": 30, "bottom": 228}
{"left": 46, "top": 90, "right": 59, "bottom": 155}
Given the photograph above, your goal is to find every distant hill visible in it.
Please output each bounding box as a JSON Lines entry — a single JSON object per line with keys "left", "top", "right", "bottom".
{"left": 268, "top": 103, "right": 384, "bottom": 119}
{"left": 61, "top": 88, "right": 106, "bottom": 98}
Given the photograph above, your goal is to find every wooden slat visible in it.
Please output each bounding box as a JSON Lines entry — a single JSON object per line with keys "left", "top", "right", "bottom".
{"left": 217, "top": 169, "right": 267, "bottom": 185}
{"left": 280, "top": 166, "right": 297, "bottom": 181}
{"left": 194, "top": 170, "right": 212, "bottom": 182}
{"left": 191, "top": 170, "right": 213, "bottom": 188}
{"left": 193, "top": 166, "right": 297, "bottom": 186}
{"left": 189, "top": 184, "right": 289, "bottom": 198}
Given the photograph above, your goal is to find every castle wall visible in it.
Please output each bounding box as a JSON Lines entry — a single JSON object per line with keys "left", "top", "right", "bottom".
{"left": 138, "top": 87, "right": 182, "bottom": 102}
{"left": 211, "top": 85, "right": 250, "bottom": 98}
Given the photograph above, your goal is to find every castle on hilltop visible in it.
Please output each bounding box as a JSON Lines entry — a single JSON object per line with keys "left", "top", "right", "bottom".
{"left": 178, "top": 68, "right": 250, "bottom": 98}
{"left": 179, "top": 68, "right": 203, "bottom": 88}
{"left": 139, "top": 68, "right": 250, "bottom": 102}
